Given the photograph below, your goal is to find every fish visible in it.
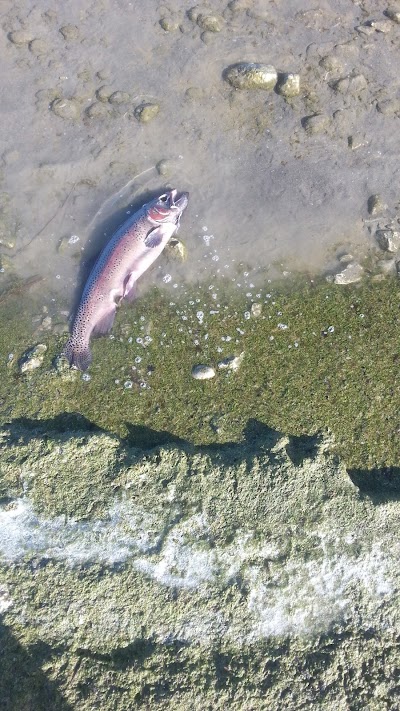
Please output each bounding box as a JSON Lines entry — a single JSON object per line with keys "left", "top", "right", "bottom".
{"left": 63, "top": 188, "right": 189, "bottom": 371}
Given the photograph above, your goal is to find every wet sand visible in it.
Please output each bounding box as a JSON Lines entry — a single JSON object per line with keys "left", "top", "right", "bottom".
{"left": 1, "top": 0, "right": 400, "bottom": 308}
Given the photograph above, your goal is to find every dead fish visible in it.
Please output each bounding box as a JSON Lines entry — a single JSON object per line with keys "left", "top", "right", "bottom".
{"left": 63, "top": 189, "right": 189, "bottom": 370}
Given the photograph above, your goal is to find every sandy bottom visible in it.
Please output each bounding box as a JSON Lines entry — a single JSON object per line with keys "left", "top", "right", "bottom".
{"left": 1, "top": 0, "right": 400, "bottom": 310}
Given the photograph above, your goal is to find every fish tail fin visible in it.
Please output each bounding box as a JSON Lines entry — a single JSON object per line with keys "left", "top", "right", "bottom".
{"left": 63, "top": 336, "right": 92, "bottom": 372}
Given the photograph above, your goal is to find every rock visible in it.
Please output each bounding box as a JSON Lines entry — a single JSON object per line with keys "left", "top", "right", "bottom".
{"left": 96, "top": 85, "right": 114, "bottom": 102}
{"left": 302, "top": 114, "right": 329, "bottom": 135}
{"left": 319, "top": 55, "right": 343, "bottom": 73}
{"left": 370, "top": 19, "right": 393, "bottom": 32}
{"left": 59, "top": 24, "right": 80, "bottom": 40}
{"left": 333, "top": 74, "right": 367, "bottom": 96}
{"left": 156, "top": 159, "right": 173, "bottom": 176}
{"left": 251, "top": 303, "right": 262, "bottom": 317}
{"left": 8, "top": 30, "right": 34, "bottom": 46}
{"left": 217, "top": 352, "right": 244, "bottom": 371}
{"left": 355, "top": 24, "right": 375, "bottom": 36}
{"left": 160, "top": 16, "right": 179, "bottom": 31}
{"left": 19, "top": 344, "right": 47, "bottom": 373}
{"left": 375, "top": 229, "right": 400, "bottom": 252}
{"left": 29, "top": 39, "right": 49, "bottom": 56}
{"left": 166, "top": 237, "right": 186, "bottom": 260}
{"left": 223, "top": 62, "right": 277, "bottom": 90}
{"left": 197, "top": 14, "right": 224, "bottom": 32}
{"left": 191, "top": 364, "right": 216, "bottom": 380}
{"left": 368, "top": 194, "right": 386, "bottom": 216}
{"left": 86, "top": 102, "right": 109, "bottom": 119}
{"left": 108, "top": 91, "right": 130, "bottom": 104}
{"left": 376, "top": 98, "right": 400, "bottom": 117}
{"left": 334, "top": 263, "right": 364, "bottom": 284}
{"left": 51, "top": 98, "right": 79, "bottom": 120}
{"left": 347, "top": 134, "right": 367, "bottom": 150}
{"left": 385, "top": 7, "right": 400, "bottom": 23}
{"left": 134, "top": 103, "right": 160, "bottom": 123}
{"left": 96, "top": 69, "right": 111, "bottom": 81}
{"left": 276, "top": 73, "right": 300, "bottom": 98}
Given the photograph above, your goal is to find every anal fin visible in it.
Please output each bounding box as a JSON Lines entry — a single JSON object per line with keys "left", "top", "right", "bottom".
{"left": 92, "top": 306, "right": 117, "bottom": 336}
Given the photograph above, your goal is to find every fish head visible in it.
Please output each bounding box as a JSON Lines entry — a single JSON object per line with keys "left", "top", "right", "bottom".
{"left": 146, "top": 189, "right": 189, "bottom": 227}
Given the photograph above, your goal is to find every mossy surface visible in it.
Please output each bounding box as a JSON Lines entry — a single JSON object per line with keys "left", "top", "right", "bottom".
{"left": 1, "top": 275, "right": 400, "bottom": 468}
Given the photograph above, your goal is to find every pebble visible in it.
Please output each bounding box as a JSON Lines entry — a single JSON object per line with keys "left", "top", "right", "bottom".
{"left": 368, "top": 194, "right": 386, "bottom": 216}
{"left": 19, "top": 344, "right": 47, "bottom": 373}
{"left": 96, "top": 85, "right": 114, "bottom": 102}
{"left": 276, "top": 73, "right": 300, "bottom": 98}
{"left": 217, "top": 352, "right": 244, "bottom": 371}
{"left": 319, "top": 55, "right": 343, "bottom": 74}
{"left": 86, "top": 102, "right": 109, "bottom": 119}
{"left": 160, "top": 17, "right": 179, "bottom": 31}
{"left": 375, "top": 229, "right": 400, "bottom": 252}
{"left": 29, "top": 39, "right": 49, "bottom": 56}
{"left": 197, "top": 14, "right": 224, "bottom": 32}
{"left": 302, "top": 114, "right": 329, "bottom": 135}
{"left": 333, "top": 74, "right": 367, "bottom": 96}
{"left": 51, "top": 98, "right": 80, "bottom": 120}
{"left": 224, "top": 63, "right": 277, "bottom": 90}
{"left": 156, "top": 159, "right": 173, "bottom": 176}
{"left": 108, "top": 91, "right": 130, "bottom": 105}
{"left": 8, "top": 30, "right": 34, "bottom": 46}
{"left": 59, "top": 24, "right": 80, "bottom": 40}
{"left": 191, "top": 364, "right": 216, "bottom": 380}
{"left": 166, "top": 237, "right": 186, "bottom": 260}
{"left": 334, "top": 263, "right": 364, "bottom": 285}
{"left": 251, "top": 302, "right": 262, "bottom": 317}
{"left": 134, "top": 103, "right": 160, "bottom": 123}
{"left": 369, "top": 19, "right": 393, "bottom": 32}
{"left": 385, "top": 7, "right": 400, "bottom": 23}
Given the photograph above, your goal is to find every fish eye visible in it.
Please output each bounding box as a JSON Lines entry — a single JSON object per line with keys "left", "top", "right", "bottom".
{"left": 159, "top": 194, "right": 168, "bottom": 203}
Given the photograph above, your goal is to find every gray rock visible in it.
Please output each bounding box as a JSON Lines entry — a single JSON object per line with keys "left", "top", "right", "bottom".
{"left": 8, "top": 30, "right": 34, "bottom": 46}
{"left": 96, "top": 85, "right": 114, "bottom": 102}
{"left": 224, "top": 62, "right": 277, "bottom": 90}
{"left": 86, "top": 102, "right": 110, "bottom": 119}
{"left": 156, "top": 159, "right": 173, "bottom": 176}
{"left": 159, "top": 16, "right": 179, "bottom": 31}
{"left": 334, "top": 262, "right": 364, "bottom": 284}
{"left": 108, "top": 91, "right": 130, "bottom": 105}
{"left": 368, "top": 194, "right": 387, "bottom": 216}
{"left": 51, "top": 98, "right": 80, "bottom": 120}
{"left": 134, "top": 103, "right": 160, "bottom": 123}
{"left": 59, "top": 24, "right": 80, "bottom": 40}
{"left": 333, "top": 74, "right": 367, "bottom": 96}
{"left": 217, "top": 353, "right": 244, "bottom": 371}
{"left": 191, "top": 364, "right": 216, "bottom": 380}
{"left": 375, "top": 228, "right": 400, "bottom": 252}
{"left": 29, "top": 39, "right": 49, "bottom": 56}
{"left": 369, "top": 19, "right": 393, "bottom": 32}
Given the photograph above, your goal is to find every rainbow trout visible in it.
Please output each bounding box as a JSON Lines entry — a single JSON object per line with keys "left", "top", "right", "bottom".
{"left": 63, "top": 189, "right": 189, "bottom": 370}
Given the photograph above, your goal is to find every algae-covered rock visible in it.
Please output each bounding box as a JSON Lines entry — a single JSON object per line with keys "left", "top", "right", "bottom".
{"left": 1, "top": 422, "right": 400, "bottom": 708}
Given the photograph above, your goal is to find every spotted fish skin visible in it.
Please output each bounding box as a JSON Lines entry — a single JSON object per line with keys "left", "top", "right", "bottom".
{"left": 63, "top": 189, "right": 189, "bottom": 371}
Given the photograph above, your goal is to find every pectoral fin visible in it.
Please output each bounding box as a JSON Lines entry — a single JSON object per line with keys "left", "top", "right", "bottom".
{"left": 145, "top": 227, "right": 163, "bottom": 248}
{"left": 122, "top": 273, "right": 137, "bottom": 303}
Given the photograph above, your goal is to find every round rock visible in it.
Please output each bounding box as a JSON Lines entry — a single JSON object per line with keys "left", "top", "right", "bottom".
{"left": 134, "top": 103, "right": 160, "bottom": 123}
{"left": 51, "top": 98, "right": 79, "bottom": 119}
{"left": 86, "top": 102, "right": 109, "bottom": 119}
{"left": 19, "top": 344, "right": 47, "bottom": 373}
{"left": 109, "top": 91, "right": 130, "bottom": 104}
{"left": 197, "top": 14, "right": 224, "bottom": 32}
{"left": 8, "top": 30, "right": 34, "bottom": 46}
{"left": 276, "top": 73, "right": 300, "bottom": 98}
{"left": 191, "top": 364, "right": 216, "bottom": 380}
{"left": 96, "top": 85, "right": 114, "bottom": 102}
{"left": 59, "top": 24, "right": 80, "bottom": 40}
{"left": 224, "top": 63, "right": 277, "bottom": 90}
{"left": 29, "top": 39, "right": 49, "bottom": 56}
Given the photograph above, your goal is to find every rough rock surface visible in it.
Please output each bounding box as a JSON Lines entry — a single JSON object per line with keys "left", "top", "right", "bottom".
{"left": 1, "top": 421, "right": 400, "bottom": 709}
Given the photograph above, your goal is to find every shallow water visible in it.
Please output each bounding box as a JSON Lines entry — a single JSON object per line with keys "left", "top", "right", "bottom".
{"left": 1, "top": 0, "right": 400, "bottom": 310}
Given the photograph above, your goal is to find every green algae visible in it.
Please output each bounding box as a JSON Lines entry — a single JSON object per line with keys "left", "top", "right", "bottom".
{"left": 1, "top": 275, "right": 400, "bottom": 468}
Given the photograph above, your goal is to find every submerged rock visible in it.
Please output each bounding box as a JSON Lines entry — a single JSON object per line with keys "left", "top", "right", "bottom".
{"left": 51, "top": 98, "right": 80, "bottom": 120}
{"left": 224, "top": 62, "right": 277, "bottom": 90}
{"left": 375, "top": 228, "right": 400, "bottom": 252}
{"left": 134, "top": 103, "right": 160, "bottom": 123}
{"left": 276, "top": 73, "right": 300, "bottom": 98}
{"left": 368, "top": 194, "right": 387, "bottom": 216}
{"left": 334, "top": 262, "right": 364, "bottom": 284}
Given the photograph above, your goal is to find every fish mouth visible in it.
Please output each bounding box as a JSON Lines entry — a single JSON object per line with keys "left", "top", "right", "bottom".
{"left": 170, "top": 190, "right": 189, "bottom": 211}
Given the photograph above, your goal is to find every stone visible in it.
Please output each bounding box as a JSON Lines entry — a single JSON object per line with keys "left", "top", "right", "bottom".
{"left": 59, "top": 24, "right": 80, "bottom": 40}
{"left": 160, "top": 16, "right": 179, "bottom": 31}
{"left": 51, "top": 98, "right": 80, "bottom": 119}
{"left": 217, "top": 352, "right": 244, "bottom": 371}
{"left": 191, "top": 364, "right": 216, "bottom": 380}
{"left": 369, "top": 19, "right": 393, "bottom": 32}
{"left": 8, "top": 30, "right": 34, "bottom": 46}
{"left": 28, "top": 39, "right": 49, "bottom": 56}
{"left": 276, "top": 73, "right": 300, "bottom": 98}
{"left": 251, "top": 303, "right": 262, "bottom": 317}
{"left": 19, "top": 344, "right": 47, "bottom": 373}
{"left": 385, "top": 7, "right": 400, "bottom": 23}
{"left": 86, "top": 102, "right": 109, "bottom": 119}
{"left": 368, "top": 194, "right": 386, "bottom": 216}
{"left": 108, "top": 91, "right": 130, "bottom": 104}
{"left": 96, "top": 85, "right": 114, "bottom": 102}
{"left": 134, "top": 103, "right": 160, "bottom": 123}
{"left": 334, "top": 262, "right": 364, "bottom": 284}
{"left": 196, "top": 14, "right": 224, "bottom": 32}
{"left": 224, "top": 62, "right": 277, "bottom": 90}
{"left": 375, "top": 229, "right": 400, "bottom": 252}
{"left": 302, "top": 113, "right": 329, "bottom": 135}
